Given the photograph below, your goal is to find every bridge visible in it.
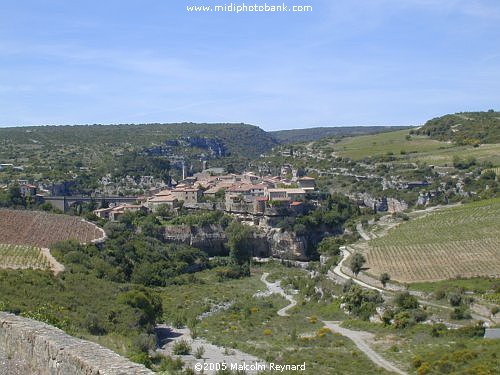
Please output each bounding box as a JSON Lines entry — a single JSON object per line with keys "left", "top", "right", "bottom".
{"left": 42, "top": 196, "right": 140, "bottom": 212}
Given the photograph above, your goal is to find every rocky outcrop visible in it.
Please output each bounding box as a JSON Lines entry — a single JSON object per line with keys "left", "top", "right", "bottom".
{"left": 0, "top": 312, "right": 153, "bottom": 375}
{"left": 163, "top": 225, "right": 309, "bottom": 260}
{"left": 164, "top": 225, "right": 228, "bottom": 256}
{"left": 264, "top": 229, "right": 308, "bottom": 261}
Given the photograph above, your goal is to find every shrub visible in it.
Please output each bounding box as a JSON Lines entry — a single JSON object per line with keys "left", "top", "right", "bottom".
{"left": 456, "top": 322, "right": 485, "bottom": 337}
{"left": 412, "top": 355, "right": 423, "bottom": 369}
{"left": 393, "top": 311, "right": 413, "bottom": 329}
{"left": 436, "top": 360, "right": 454, "bottom": 373}
{"left": 129, "top": 352, "right": 152, "bottom": 368}
{"left": 434, "top": 288, "right": 446, "bottom": 300}
{"left": 448, "top": 293, "right": 462, "bottom": 307}
{"left": 379, "top": 273, "right": 390, "bottom": 287}
{"left": 451, "top": 349, "right": 478, "bottom": 363}
{"left": 450, "top": 306, "right": 471, "bottom": 320}
{"left": 194, "top": 346, "right": 205, "bottom": 359}
{"left": 394, "top": 292, "right": 419, "bottom": 310}
{"left": 410, "top": 308, "right": 428, "bottom": 323}
{"left": 132, "top": 333, "right": 156, "bottom": 354}
{"left": 382, "top": 308, "right": 394, "bottom": 325}
{"left": 430, "top": 324, "right": 447, "bottom": 337}
{"left": 417, "top": 362, "right": 431, "bottom": 375}
{"left": 84, "top": 313, "right": 107, "bottom": 335}
{"left": 215, "top": 264, "right": 249, "bottom": 281}
{"left": 172, "top": 339, "right": 191, "bottom": 355}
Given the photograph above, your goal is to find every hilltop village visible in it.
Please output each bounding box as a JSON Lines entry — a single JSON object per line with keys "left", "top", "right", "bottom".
{"left": 93, "top": 169, "right": 316, "bottom": 222}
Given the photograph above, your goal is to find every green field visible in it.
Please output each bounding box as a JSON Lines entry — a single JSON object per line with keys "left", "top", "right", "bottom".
{"left": 159, "top": 263, "right": 392, "bottom": 375}
{"left": 365, "top": 199, "right": 500, "bottom": 282}
{"left": 0, "top": 243, "right": 50, "bottom": 270}
{"left": 333, "top": 129, "right": 500, "bottom": 165}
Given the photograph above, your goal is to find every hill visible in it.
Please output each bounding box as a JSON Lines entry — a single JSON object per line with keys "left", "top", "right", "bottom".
{"left": 0, "top": 122, "right": 278, "bottom": 160}
{"left": 415, "top": 111, "right": 500, "bottom": 145}
{"left": 0, "top": 123, "right": 279, "bottom": 191}
{"left": 329, "top": 129, "right": 500, "bottom": 165}
{"left": 270, "top": 126, "right": 410, "bottom": 144}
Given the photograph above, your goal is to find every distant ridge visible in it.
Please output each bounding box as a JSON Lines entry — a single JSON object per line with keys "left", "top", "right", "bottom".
{"left": 270, "top": 126, "right": 412, "bottom": 144}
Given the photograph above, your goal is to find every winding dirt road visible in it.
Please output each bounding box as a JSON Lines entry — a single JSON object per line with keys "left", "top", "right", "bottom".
{"left": 260, "top": 273, "right": 297, "bottom": 316}
{"left": 260, "top": 272, "right": 406, "bottom": 374}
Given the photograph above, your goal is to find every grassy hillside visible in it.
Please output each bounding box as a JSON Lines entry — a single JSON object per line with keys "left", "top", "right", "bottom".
{"left": 332, "top": 129, "right": 500, "bottom": 165}
{"left": 270, "top": 126, "right": 410, "bottom": 144}
{"left": 415, "top": 111, "right": 500, "bottom": 144}
{"left": 364, "top": 198, "right": 500, "bottom": 282}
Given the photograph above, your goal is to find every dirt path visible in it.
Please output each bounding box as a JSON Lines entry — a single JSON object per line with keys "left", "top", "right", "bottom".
{"left": 356, "top": 223, "right": 373, "bottom": 240}
{"left": 260, "top": 273, "right": 297, "bottom": 316}
{"left": 260, "top": 273, "right": 406, "bottom": 374}
{"left": 323, "top": 322, "right": 407, "bottom": 375}
{"left": 41, "top": 247, "right": 65, "bottom": 275}
{"left": 156, "top": 325, "right": 265, "bottom": 375}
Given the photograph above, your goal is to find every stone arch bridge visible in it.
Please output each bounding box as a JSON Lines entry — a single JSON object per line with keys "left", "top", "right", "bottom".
{"left": 42, "top": 196, "right": 140, "bottom": 213}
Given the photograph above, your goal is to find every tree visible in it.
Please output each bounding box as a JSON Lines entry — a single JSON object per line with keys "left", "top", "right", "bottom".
{"left": 225, "top": 221, "right": 254, "bottom": 265}
{"left": 317, "top": 237, "right": 342, "bottom": 256}
{"left": 394, "top": 292, "right": 419, "bottom": 310}
{"left": 379, "top": 273, "right": 391, "bottom": 288}
{"left": 349, "top": 253, "right": 366, "bottom": 276}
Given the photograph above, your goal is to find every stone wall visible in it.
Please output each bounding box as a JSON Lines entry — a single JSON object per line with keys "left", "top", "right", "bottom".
{"left": 0, "top": 312, "right": 153, "bottom": 375}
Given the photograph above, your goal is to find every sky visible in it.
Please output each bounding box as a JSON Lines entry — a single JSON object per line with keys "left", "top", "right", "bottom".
{"left": 0, "top": 0, "right": 499, "bottom": 130}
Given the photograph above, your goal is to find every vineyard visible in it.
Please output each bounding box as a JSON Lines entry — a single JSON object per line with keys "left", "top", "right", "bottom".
{"left": 364, "top": 198, "right": 500, "bottom": 282}
{"left": 482, "top": 167, "right": 500, "bottom": 175}
{"left": 0, "top": 244, "right": 51, "bottom": 271}
{"left": 0, "top": 209, "right": 104, "bottom": 247}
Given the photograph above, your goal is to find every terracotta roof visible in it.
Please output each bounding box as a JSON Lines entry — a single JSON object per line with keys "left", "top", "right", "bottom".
{"left": 204, "top": 186, "right": 223, "bottom": 194}
{"left": 267, "top": 188, "right": 306, "bottom": 194}
{"left": 155, "top": 189, "right": 172, "bottom": 196}
{"left": 148, "top": 195, "right": 177, "bottom": 202}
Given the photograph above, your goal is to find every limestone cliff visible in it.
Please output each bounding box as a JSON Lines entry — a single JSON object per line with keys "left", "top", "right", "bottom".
{"left": 163, "top": 224, "right": 310, "bottom": 260}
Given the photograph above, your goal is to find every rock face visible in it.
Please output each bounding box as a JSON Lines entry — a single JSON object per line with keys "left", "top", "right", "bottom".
{"left": 0, "top": 312, "right": 153, "bottom": 375}
{"left": 164, "top": 225, "right": 228, "bottom": 256}
{"left": 163, "top": 225, "right": 309, "bottom": 260}
{"left": 263, "top": 229, "right": 309, "bottom": 261}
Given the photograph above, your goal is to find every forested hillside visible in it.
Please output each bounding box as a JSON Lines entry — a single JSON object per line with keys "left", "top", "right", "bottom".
{"left": 0, "top": 123, "right": 279, "bottom": 188}
{"left": 415, "top": 111, "right": 500, "bottom": 145}
{"left": 0, "top": 123, "right": 278, "bottom": 160}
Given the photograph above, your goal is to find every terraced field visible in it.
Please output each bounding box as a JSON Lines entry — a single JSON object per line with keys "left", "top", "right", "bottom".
{"left": 0, "top": 244, "right": 51, "bottom": 271}
{"left": 364, "top": 199, "right": 500, "bottom": 282}
{"left": 0, "top": 209, "right": 104, "bottom": 247}
{"left": 0, "top": 209, "right": 104, "bottom": 273}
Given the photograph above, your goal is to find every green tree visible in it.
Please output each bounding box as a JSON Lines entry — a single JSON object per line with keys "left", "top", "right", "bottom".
{"left": 379, "top": 273, "right": 391, "bottom": 288}
{"left": 394, "top": 292, "right": 419, "bottom": 310}
{"left": 225, "top": 221, "right": 254, "bottom": 265}
{"left": 349, "top": 253, "right": 366, "bottom": 276}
